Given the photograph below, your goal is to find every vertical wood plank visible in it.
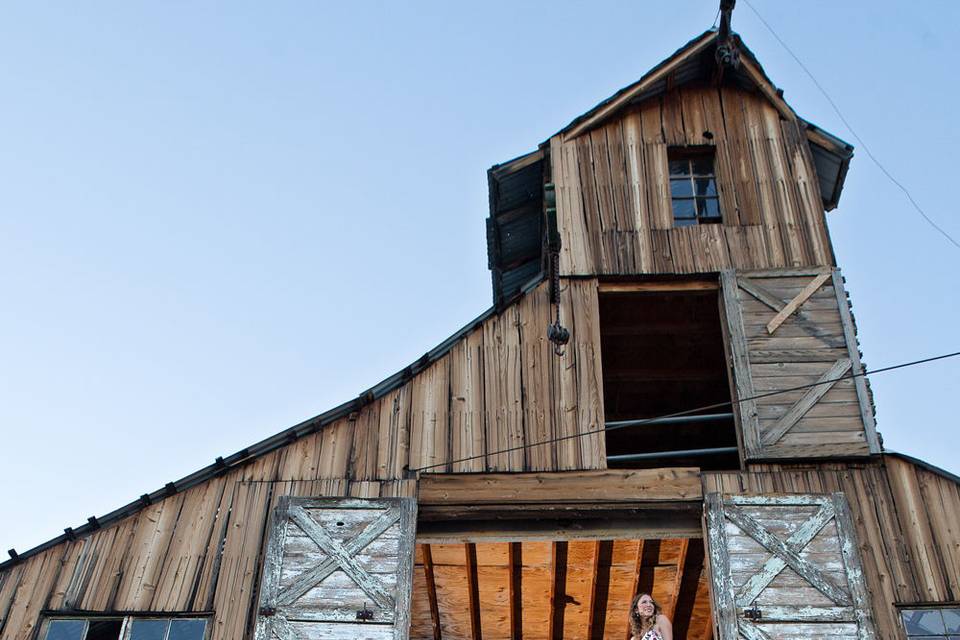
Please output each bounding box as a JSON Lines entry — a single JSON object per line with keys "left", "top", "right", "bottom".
{"left": 720, "top": 270, "right": 760, "bottom": 457}
{"left": 832, "top": 270, "right": 880, "bottom": 454}
{"left": 704, "top": 493, "right": 738, "bottom": 640}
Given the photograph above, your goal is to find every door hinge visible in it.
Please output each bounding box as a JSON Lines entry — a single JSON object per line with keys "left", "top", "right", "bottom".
{"left": 356, "top": 603, "right": 374, "bottom": 622}
{"left": 743, "top": 605, "right": 762, "bottom": 622}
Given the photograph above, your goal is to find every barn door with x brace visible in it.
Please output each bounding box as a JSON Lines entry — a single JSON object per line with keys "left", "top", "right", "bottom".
{"left": 719, "top": 268, "right": 880, "bottom": 460}
{"left": 253, "top": 497, "right": 417, "bottom": 640}
{"left": 704, "top": 493, "right": 876, "bottom": 640}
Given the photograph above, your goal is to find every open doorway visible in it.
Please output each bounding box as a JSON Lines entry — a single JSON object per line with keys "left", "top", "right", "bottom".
{"left": 409, "top": 537, "right": 712, "bottom": 640}
{"left": 599, "top": 281, "right": 739, "bottom": 470}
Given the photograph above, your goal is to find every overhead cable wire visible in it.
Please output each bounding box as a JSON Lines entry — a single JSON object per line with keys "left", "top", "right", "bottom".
{"left": 411, "top": 350, "right": 960, "bottom": 472}
{"left": 741, "top": 0, "right": 960, "bottom": 252}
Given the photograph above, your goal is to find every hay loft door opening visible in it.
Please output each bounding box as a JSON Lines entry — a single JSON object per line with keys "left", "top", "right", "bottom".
{"left": 410, "top": 537, "right": 713, "bottom": 640}
{"left": 599, "top": 282, "right": 739, "bottom": 470}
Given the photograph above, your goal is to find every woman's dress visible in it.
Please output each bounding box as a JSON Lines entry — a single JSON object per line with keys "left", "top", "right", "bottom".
{"left": 639, "top": 629, "right": 663, "bottom": 640}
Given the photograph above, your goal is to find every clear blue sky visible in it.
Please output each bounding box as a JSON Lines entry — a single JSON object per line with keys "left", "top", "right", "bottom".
{"left": 2, "top": 1, "right": 958, "bottom": 555}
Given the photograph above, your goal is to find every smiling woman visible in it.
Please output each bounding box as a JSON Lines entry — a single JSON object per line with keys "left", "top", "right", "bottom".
{"left": 630, "top": 593, "right": 674, "bottom": 640}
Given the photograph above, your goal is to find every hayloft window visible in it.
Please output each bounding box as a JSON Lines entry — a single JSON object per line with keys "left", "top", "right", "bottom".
{"left": 668, "top": 149, "right": 721, "bottom": 226}
{"left": 43, "top": 618, "right": 208, "bottom": 640}
{"left": 598, "top": 281, "right": 739, "bottom": 470}
{"left": 900, "top": 607, "right": 960, "bottom": 638}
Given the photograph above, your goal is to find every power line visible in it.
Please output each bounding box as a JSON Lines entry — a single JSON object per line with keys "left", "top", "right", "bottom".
{"left": 411, "top": 350, "right": 960, "bottom": 472}
{"left": 740, "top": 0, "right": 960, "bottom": 252}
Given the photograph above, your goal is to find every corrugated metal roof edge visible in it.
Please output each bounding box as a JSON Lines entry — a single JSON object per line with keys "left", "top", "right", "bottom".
{"left": 0, "top": 295, "right": 526, "bottom": 571}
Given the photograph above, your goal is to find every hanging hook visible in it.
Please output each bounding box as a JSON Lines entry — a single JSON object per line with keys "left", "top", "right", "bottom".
{"left": 548, "top": 319, "right": 570, "bottom": 356}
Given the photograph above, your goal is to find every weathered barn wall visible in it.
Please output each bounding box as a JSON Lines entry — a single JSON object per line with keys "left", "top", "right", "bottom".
{"left": 552, "top": 85, "right": 834, "bottom": 275}
{"left": 0, "top": 279, "right": 608, "bottom": 640}
{"left": 704, "top": 456, "right": 960, "bottom": 639}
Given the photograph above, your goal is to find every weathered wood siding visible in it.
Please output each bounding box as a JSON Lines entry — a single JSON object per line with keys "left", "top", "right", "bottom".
{"left": 704, "top": 493, "right": 875, "bottom": 639}
{"left": 704, "top": 456, "right": 960, "bottom": 639}
{"left": 253, "top": 497, "right": 417, "bottom": 640}
{"left": 721, "top": 268, "right": 879, "bottom": 459}
{"left": 552, "top": 85, "right": 834, "bottom": 275}
{"left": 0, "top": 280, "right": 607, "bottom": 640}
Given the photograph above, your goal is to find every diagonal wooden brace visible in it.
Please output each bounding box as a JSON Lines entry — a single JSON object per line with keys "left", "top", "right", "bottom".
{"left": 276, "top": 506, "right": 399, "bottom": 609}
{"left": 765, "top": 272, "right": 832, "bottom": 334}
{"left": 725, "top": 506, "right": 852, "bottom": 606}
{"left": 762, "top": 358, "right": 852, "bottom": 446}
{"left": 734, "top": 502, "right": 836, "bottom": 605}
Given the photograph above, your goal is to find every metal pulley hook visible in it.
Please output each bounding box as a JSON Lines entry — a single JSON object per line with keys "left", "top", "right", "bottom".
{"left": 548, "top": 320, "right": 570, "bottom": 356}
{"left": 548, "top": 299, "right": 570, "bottom": 357}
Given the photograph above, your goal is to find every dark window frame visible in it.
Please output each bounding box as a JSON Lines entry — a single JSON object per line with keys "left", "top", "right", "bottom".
{"left": 668, "top": 147, "right": 722, "bottom": 227}
{"left": 41, "top": 615, "right": 210, "bottom": 640}
{"left": 897, "top": 604, "right": 960, "bottom": 638}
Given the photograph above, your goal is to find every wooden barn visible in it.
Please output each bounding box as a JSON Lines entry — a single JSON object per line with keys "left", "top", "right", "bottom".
{"left": 2, "top": 8, "right": 959, "bottom": 640}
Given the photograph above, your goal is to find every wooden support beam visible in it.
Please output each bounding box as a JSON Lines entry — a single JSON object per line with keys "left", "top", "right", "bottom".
{"left": 664, "top": 538, "right": 689, "bottom": 622}
{"left": 549, "top": 541, "right": 568, "bottom": 640}
{"left": 626, "top": 540, "right": 646, "bottom": 640}
{"left": 624, "top": 539, "right": 662, "bottom": 640}
{"left": 598, "top": 280, "right": 718, "bottom": 293}
{"left": 422, "top": 544, "right": 442, "bottom": 640}
{"left": 509, "top": 542, "right": 522, "bottom": 640}
{"left": 588, "top": 541, "right": 614, "bottom": 640}
{"left": 465, "top": 543, "right": 482, "bottom": 640}
{"left": 671, "top": 539, "right": 706, "bottom": 640}
{"left": 418, "top": 469, "right": 702, "bottom": 506}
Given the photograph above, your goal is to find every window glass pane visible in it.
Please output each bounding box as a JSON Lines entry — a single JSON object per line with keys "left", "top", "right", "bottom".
{"left": 130, "top": 620, "right": 168, "bottom": 640}
{"left": 944, "top": 609, "right": 960, "bottom": 633}
{"left": 671, "top": 199, "right": 696, "bottom": 220}
{"left": 668, "top": 160, "right": 690, "bottom": 176}
{"left": 674, "top": 217, "right": 696, "bottom": 227}
{"left": 46, "top": 620, "right": 86, "bottom": 640}
{"left": 670, "top": 179, "right": 693, "bottom": 197}
{"left": 695, "top": 178, "right": 717, "bottom": 197}
{"left": 903, "top": 609, "right": 946, "bottom": 634}
{"left": 86, "top": 620, "right": 123, "bottom": 640}
{"left": 168, "top": 620, "right": 206, "bottom": 640}
{"left": 691, "top": 157, "right": 714, "bottom": 176}
{"left": 697, "top": 198, "right": 721, "bottom": 220}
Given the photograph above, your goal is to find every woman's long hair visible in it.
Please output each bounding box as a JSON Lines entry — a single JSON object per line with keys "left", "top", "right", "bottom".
{"left": 629, "top": 592, "right": 661, "bottom": 639}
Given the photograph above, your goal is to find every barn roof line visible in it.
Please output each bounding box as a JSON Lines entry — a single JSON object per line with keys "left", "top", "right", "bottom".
{"left": 0, "top": 288, "right": 533, "bottom": 571}
{"left": 554, "top": 28, "right": 854, "bottom": 210}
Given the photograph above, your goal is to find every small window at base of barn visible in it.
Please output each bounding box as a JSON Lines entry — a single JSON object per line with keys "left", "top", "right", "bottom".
{"left": 668, "top": 148, "right": 721, "bottom": 226}
{"left": 899, "top": 606, "right": 960, "bottom": 638}
{"left": 43, "top": 617, "right": 208, "bottom": 640}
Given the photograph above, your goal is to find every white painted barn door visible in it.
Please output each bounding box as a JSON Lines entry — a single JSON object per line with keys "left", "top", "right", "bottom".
{"left": 254, "top": 497, "right": 417, "bottom": 640}
{"left": 704, "top": 493, "right": 876, "bottom": 640}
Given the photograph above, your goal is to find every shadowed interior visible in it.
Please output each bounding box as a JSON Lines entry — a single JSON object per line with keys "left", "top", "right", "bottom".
{"left": 410, "top": 538, "right": 713, "bottom": 640}
{"left": 600, "top": 288, "right": 739, "bottom": 470}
